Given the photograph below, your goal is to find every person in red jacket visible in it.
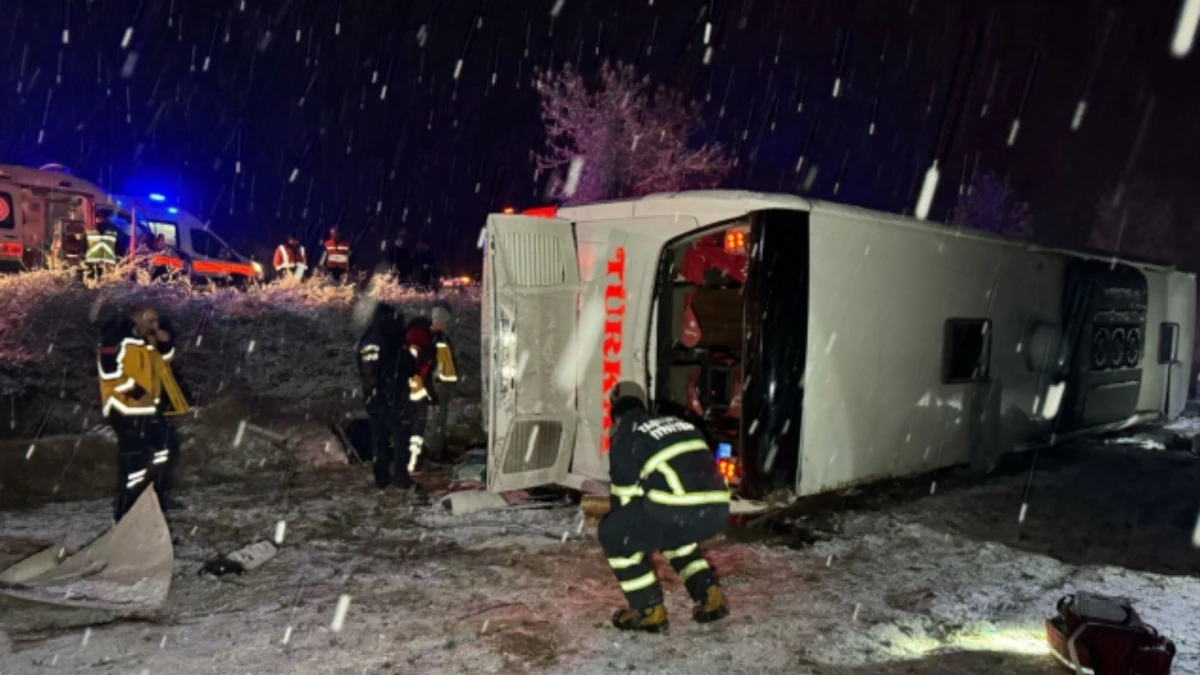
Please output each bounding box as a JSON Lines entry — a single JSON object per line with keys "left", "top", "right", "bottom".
{"left": 404, "top": 321, "right": 436, "bottom": 475}
{"left": 318, "top": 227, "right": 351, "bottom": 283}
{"left": 272, "top": 235, "right": 307, "bottom": 281}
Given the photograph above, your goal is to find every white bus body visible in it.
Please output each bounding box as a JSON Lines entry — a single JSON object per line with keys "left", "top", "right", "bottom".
{"left": 481, "top": 191, "right": 1196, "bottom": 500}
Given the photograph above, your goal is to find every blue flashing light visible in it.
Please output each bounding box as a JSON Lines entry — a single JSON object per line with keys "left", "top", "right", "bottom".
{"left": 148, "top": 193, "right": 167, "bottom": 202}
{"left": 168, "top": 207, "right": 179, "bottom": 214}
{"left": 716, "top": 442, "right": 732, "bottom": 460}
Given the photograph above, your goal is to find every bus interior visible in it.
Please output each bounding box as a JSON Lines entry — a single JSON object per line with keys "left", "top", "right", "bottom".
{"left": 651, "top": 219, "right": 751, "bottom": 485}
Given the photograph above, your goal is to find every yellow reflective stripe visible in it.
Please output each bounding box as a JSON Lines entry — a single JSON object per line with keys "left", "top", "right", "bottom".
{"left": 607, "top": 552, "right": 644, "bottom": 570}
{"left": 640, "top": 439, "right": 711, "bottom": 479}
{"left": 663, "top": 543, "right": 697, "bottom": 559}
{"left": 657, "top": 464, "right": 686, "bottom": 495}
{"left": 610, "top": 484, "right": 644, "bottom": 497}
{"left": 679, "top": 559, "right": 710, "bottom": 581}
{"left": 619, "top": 571, "right": 658, "bottom": 593}
{"left": 647, "top": 489, "right": 730, "bottom": 507}
{"left": 619, "top": 495, "right": 633, "bottom": 507}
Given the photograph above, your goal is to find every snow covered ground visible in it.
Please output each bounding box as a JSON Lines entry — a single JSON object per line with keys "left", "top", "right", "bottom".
{"left": 2, "top": 438, "right": 1197, "bottom": 675}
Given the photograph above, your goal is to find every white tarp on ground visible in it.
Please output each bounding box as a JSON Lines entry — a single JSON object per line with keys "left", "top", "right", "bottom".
{"left": 0, "top": 488, "right": 172, "bottom": 611}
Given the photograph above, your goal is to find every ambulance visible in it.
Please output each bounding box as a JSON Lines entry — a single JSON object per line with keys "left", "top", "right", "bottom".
{"left": 480, "top": 191, "right": 1196, "bottom": 503}
{"left": 115, "top": 195, "right": 262, "bottom": 283}
{"left": 0, "top": 163, "right": 117, "bottom": 271}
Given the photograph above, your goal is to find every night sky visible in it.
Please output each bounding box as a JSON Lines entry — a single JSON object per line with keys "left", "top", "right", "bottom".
{"left": 2, "top": 0, "right": 1197, "bottom": 273}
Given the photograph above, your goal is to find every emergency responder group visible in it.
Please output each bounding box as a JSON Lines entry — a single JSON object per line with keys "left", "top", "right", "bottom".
{"left": 92, "top": 294, "right": 734, "bottom": 634}
{"left": 355, "top": 299, "right": 458, "bottom": 495}
{"left": 272, "top": 227, "right": 442, "bottom": 288}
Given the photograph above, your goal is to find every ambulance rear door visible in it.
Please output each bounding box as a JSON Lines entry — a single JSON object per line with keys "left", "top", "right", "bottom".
{"left": 484, "top": 213, "right": 581, "bottom": 493}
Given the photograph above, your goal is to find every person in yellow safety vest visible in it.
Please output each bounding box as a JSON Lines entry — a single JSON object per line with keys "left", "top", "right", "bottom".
{"left": 272, "top": 235, "right": 307, "bottom": 280}
{"left": 599, "top": 382, "right": 731, "bottom": 633}
{"left": 84, "top": 218, "right": 121, "bottom": 281}
{"left": 319, "top": 227, "right": 352, "bottom": 283}
{"left": 97, "top": 306, "right": 192, "bottom": 522}
{"left": 424, "top": 301, "right": 459, "bottom": 460}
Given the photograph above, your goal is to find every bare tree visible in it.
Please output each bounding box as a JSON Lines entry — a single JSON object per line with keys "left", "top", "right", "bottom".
{"left": 534, "top": 61, "right": 731, "bottom": 204}
{"left": 1088, "top": 178, "right": 1176, "bottom": 263}
{"left": 949, "top": 170, "right": 1033, "bottom": 239}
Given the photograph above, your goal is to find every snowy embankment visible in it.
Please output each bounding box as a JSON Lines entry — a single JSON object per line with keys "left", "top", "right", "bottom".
{"left": 2, "top": 443, "right": 1198, "bottom": 674}
{"left": 0, "top": 270, "right": 484, "bottom": 508}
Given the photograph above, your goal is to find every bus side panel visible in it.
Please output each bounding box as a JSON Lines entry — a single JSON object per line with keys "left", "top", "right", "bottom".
{"left": 570, "top": 219, "right": 692, "bottom": 483}
{"left": 800, "top": 213, "right": 1064, "bottom": 496}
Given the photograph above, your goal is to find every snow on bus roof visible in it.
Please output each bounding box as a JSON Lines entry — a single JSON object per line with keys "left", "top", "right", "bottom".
{"left": 555, "top": 190, "right": 1187, "bottom": 275}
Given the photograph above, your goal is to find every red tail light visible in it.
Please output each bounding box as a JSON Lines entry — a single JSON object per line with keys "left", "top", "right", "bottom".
{"left": 522, "top": 206, "right": 559, "bottom": 218}
{"left": 717, "top": 458, "right": 740, "bottom": 482}
{"left": 1, "top": 242, "right": 22, "bottom": 257}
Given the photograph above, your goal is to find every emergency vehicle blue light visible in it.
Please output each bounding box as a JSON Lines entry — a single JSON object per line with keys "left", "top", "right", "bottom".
{"left": 168, "top": 207, "right": 179, "bottom": 214}
{"left": 148, "top": 193, "right": 167, "bottom": 202}
{"left": 716, "top": 443, "right": 732, "bottom": 459}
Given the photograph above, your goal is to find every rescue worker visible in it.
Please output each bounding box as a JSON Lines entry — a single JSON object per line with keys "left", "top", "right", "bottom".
{"left": 600, "top": 383, "right": 731, "bottom": 633}
{"left": 413, "top": 241, "right": 438, "bottom": 291}
{"left": 389, "top": 233, "right": 414, "bottom": 285}
{"left": 356, "top": 303, "right": 423, "bottom": 495}
{"left": 424, "top": 301, "right": 459, "bottom": 460}
{"left": 97, "top": 306, "right": 191, "bottom": 521}
{"left": 319, "top": 226, "right": 352, "bottom": 283}
{"left": 84, "top": 217, "right": 121, "bottom": 281}
{"left": 273, "top": 235, "right": 307, "bottom": 281}
{"left": 403, "top": 320, "right": 436, "bottom": 474}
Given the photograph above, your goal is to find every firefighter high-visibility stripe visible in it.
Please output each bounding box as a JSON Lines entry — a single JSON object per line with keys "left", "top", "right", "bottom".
{"left": 98, "top": 338, "right": 146, "bottom": 381}
{"left": 610, "top": 484, "right": 644, "bottom": 497}
{"left": 161, "top": 347, "right": 175, "bottom": 362}
{"left": 611, "top": 482, "right": 644, "bottom": 507}
{"left": 646, "top": 489, "right": 730, "bottom": 507}
{"left": 607, "top": 552, "right": 645, "bottom": 569}
{"left": 657, "top": 463, "right": 687, "bottom": 495}
{"left": 436, "top": 373, "right": 458, "bottom": 382}
{"left": 126, "top": 469, "right": 147, "bottom": 488}
{"left": 619, "top": 571, "right": 658, "bottom": 593}
{"left": 114, "top": 378, "right": 138, "bottom": 394}
{"left": 152, "top": 450, "right": 170, "bottom": 465}
{"left": 103, "top": 397, "right": 157, "bottom": 417}
{"left": 679, "top": 559, "right": 710, "bottom": 581}
{"left": 663, "top": 543, "right": 698, "bottom": 559}
{"left": 640, "top": 439, "right": 711, "bottom": 479}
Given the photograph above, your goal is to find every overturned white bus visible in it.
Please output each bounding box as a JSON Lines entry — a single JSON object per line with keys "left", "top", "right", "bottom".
{"left": 481, "top": 191, "right": 1196, "bottom": 503}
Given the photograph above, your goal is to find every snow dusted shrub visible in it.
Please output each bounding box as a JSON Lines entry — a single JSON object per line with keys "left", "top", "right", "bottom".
{"left": 949, "top": 170, "right": 1032, "bottom": 239}
{"left": 534, "top": 60, "right": 731, "bottom": 204}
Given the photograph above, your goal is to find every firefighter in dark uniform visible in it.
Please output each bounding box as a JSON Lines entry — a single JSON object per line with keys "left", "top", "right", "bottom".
{"left": 356, "top": 303, "right": 423, "bottom": 494}
{"left": 97, "top": 306, "right": 191, "bottom": 521}
{"left": 600, "top": 384, "right": 732, "bottom": 632}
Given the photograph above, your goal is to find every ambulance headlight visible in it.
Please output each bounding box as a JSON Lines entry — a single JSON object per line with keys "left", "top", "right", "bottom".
{"left": 251, "top": 261, "right": 264, "bottom": 277}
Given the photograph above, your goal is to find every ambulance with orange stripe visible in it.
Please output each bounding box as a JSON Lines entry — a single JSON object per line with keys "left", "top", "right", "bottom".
{"left": 114, "top": 195, "right": 263, "bottom": 284}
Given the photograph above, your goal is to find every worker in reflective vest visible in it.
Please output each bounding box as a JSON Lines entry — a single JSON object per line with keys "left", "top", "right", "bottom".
{"left": 97, "top": 306, "right": 191, "bottom": 522}
{"left": 318, "top": 227, "right": 351, "bottom": 283}
{"left": 272, "top": 235, "right": 307, "bottom": 280}
{"left": 404, "top": 322, "right": 436, "bottom": 474}
{"left": 84, "top": 219, "right": 121, "bottom": 280}
{"left": 424, "top": 301, "right": 459, "bottom": 460}
{"left": 600, "top": 383, "right": 731, "bottom": 633}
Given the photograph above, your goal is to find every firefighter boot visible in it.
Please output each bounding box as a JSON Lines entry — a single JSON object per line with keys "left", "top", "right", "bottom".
{"left": 612, "top": 604, "right": 669, "bottom": 633}
{"left": 693, "top": 585, "right": 730, "bottom": 624}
